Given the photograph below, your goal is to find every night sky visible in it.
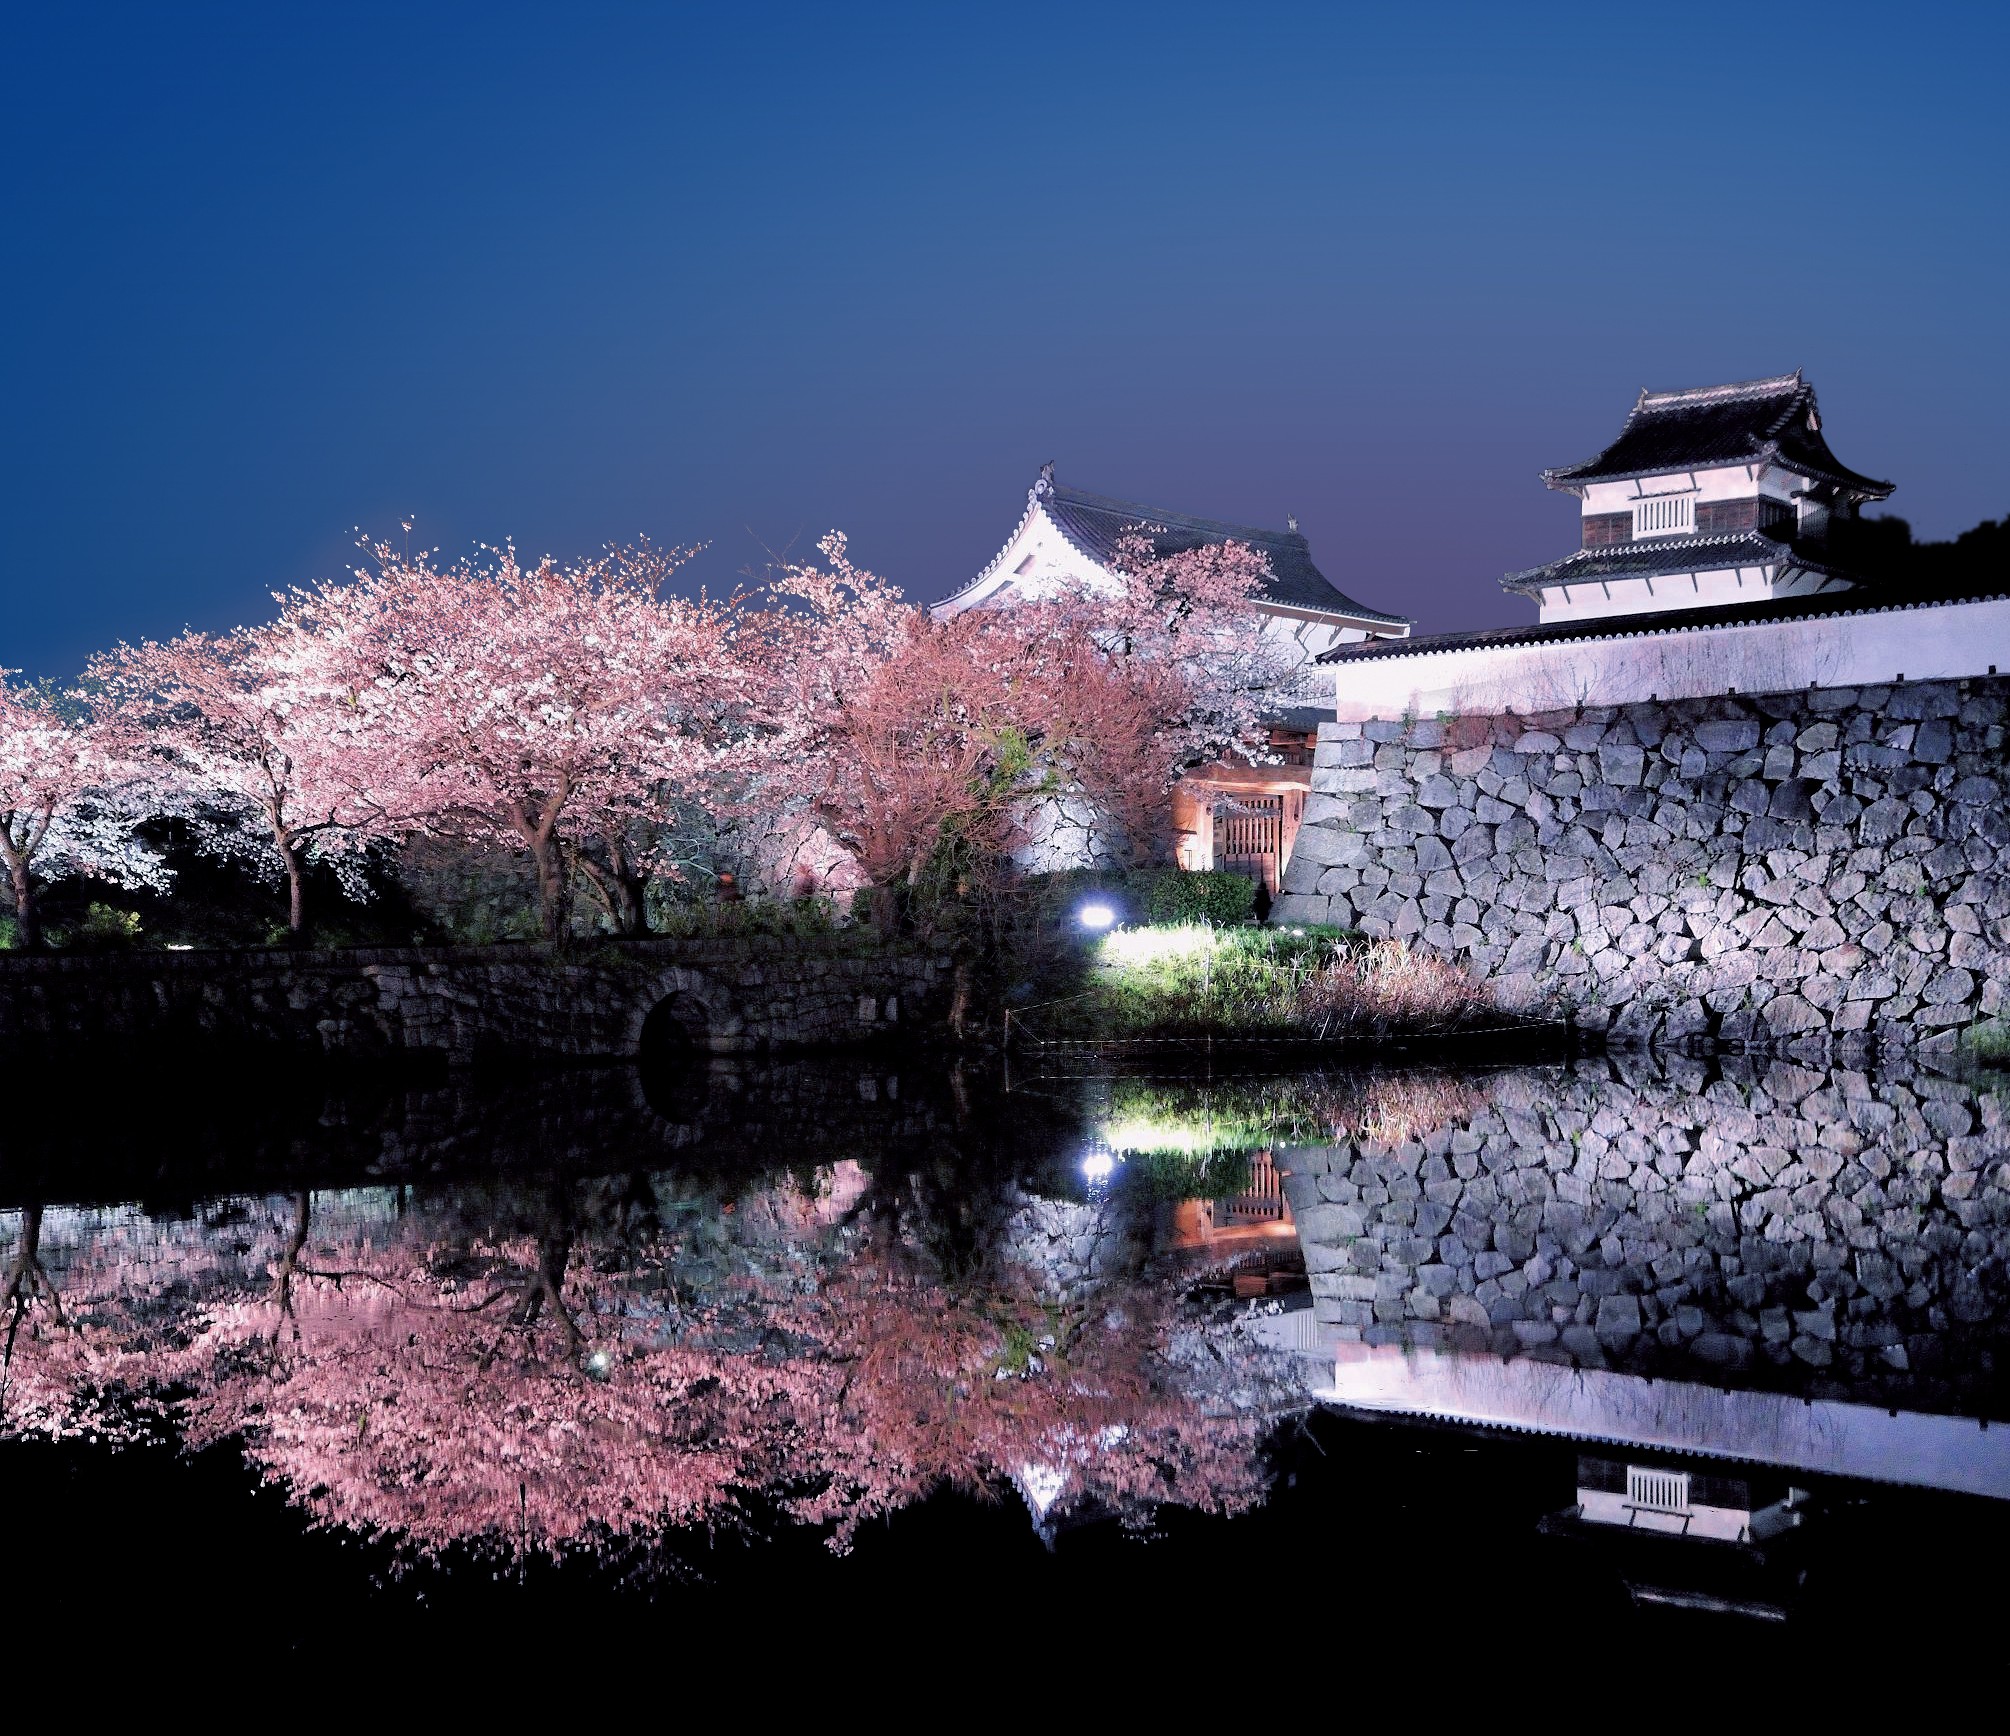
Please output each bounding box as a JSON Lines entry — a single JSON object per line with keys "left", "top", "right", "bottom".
{"left": 7, "top": 1, "right": 2006, "bottom": 678}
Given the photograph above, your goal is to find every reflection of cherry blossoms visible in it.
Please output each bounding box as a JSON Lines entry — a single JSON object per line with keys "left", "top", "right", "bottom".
{"left": 781, "top": 1257, "right": 1276, "bottom": 1549}
{"left": 0, "top": 1204, "right": 146, "bottom": 1443}
{"left": 122, "top": 1174, "right": 1281, "bottom": 1561}
{"left": 158, "top": 1197, "right": 808, "bottom": 1557}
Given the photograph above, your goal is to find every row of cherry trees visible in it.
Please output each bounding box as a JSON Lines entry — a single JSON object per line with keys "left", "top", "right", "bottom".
{"left": 1, "top": 528, "right": 1281, "bottom": 945}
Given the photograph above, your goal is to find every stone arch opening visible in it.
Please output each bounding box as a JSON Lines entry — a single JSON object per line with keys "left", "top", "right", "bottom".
{"left": 638, "top": 990, "right": 711, "bottom": 1065}
{"left": 637, "top": 989, "right": 715, "bottom": 1122}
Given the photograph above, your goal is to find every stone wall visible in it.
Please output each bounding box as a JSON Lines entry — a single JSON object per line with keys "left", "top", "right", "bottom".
{"left": 0, "top": 935, "right": 953, "bottom": 1065}
{"left": 1279, "top": 1056, "right": 2010, "bottom": 1414}
{"left": 1274, "top": 677, "right": 2010, "bottom": 1056}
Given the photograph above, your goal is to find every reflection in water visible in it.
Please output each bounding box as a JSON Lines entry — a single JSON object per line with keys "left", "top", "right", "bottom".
{"left": 1306, "top": 1341, "right": 2010, "bottom": 1501}
{"left": 1276, "top": 1055, "right": 2010, "bottom": 1416}
{"left": 4, "top": 1052, "right": 2008, "bottom": 1580}
{"left": 1, "top": 1065, "right": 1295, "bottom": 1562}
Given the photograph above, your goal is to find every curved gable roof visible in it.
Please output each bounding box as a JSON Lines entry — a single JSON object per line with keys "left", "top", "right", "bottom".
{"left": 936, "top": 476, "right": 1411, "bottom": 629}
{"left": 1543, "top": 373, "right": 1893, "bottom": 499}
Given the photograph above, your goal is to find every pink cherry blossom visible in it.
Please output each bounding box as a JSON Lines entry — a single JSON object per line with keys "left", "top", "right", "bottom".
{"left": 0, "top": 678, "right": 161, "bottom": 949}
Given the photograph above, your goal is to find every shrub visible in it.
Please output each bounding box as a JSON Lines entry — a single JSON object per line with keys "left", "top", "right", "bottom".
{"left": 1016, "top": 866, "right": 1259, "bottom": 932}
{"left": 1128, "top": 868, "right": 1257, "bottom": 928}
{"left": 651, "top": 894, "right": 850, "bottom": 941}
{"left": 78, "top": 903, "right": 143, "bottom": 951}
{"left": 1127, "top": 1148, "right": 1255, "bottom": 1203}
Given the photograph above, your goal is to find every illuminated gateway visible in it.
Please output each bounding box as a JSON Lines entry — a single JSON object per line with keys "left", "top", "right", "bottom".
{"left": 935, "top": 463, "right": 1410, "bottom": 888}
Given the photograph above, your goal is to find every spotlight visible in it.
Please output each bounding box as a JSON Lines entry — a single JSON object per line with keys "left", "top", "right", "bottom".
{"left": 1078, "top": 902, "right": 1116, "bottom": 931}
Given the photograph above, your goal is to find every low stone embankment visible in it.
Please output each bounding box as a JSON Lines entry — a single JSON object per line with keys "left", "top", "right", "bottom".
{"left": 0, "top": 935, "right": 953, "bottom": 1065}
{"left": 1274, "top": 676, "right": 2010, "bottom": 1056}
{"left": 1279, "top": 1057, "right": 2010, "bottom": 1412}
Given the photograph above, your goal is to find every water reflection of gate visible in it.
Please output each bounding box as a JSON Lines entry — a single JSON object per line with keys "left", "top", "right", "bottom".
{"left": 1157, "top": 1144, "right": 1300, "bottom": 1281}
{"left": 1221, "top": 1150, "right": 1285, "bottom": 1223}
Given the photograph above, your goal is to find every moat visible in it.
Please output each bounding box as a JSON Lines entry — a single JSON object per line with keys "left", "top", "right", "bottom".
{"left": 5, "top": 1049, "right": 2008, "bottom": 1658}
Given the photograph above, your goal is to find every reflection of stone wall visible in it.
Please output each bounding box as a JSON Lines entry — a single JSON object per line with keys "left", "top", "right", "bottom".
{"left": 1274, "top": 679, "right": 2010, "bottom": 1054}
{"left": 0, "top": 935, "right": 952, "bottom": 1063}
{"left": 1004, "top": 1191, "right": 1150, "bottom": 1303}
{"left": 1280, "top": 1058, "right": 2010, "bottom": 1412}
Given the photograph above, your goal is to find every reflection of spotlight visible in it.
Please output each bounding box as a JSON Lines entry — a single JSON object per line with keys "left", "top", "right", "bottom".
{"left": 1078, "top": 902, "right": 1116, "bottom": 930}
{"left": 582, "top": 1349, "right": 614, "bottom": 1382}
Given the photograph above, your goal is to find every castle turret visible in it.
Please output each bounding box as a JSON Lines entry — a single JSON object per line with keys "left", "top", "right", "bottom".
{"left": 1504, "top": 372, "right": 1894, "bottom": 623}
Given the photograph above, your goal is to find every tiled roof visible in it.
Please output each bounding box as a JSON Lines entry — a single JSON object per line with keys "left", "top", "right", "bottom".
{"left": 937, "top": 476, "right": 1412, "bottom": 628}
{"left": 1318, "top": 574, "right": 2010, "bottom": 666}
{"left": 1500, "top": 529, "right": 1856, "bottom": 598}
{"left": 1542, "top": 373, "right": 1894, "bottom": 498}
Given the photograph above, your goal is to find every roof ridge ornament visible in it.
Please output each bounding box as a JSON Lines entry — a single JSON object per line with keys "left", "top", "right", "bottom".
{"left": 1030, "top": 460, "right": 1056, "bottom": 504}
{"left": 1286, "top": 513, "right": 1299, "bottom": 533}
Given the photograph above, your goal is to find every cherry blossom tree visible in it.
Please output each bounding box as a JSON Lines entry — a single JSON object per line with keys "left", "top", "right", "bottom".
{"left": 319, "top": 538, "right": 754, "bottom": 942}
{"left": 0, "top": 678, "right": 163, "bottom": 950}
{"left": 88, "top": 622, "right": 387, "bottom": 936}
{"left": 766, "top": 530, "right": 1284, "bottom": 926}
{"left": 765, "top": 540, "right": 1042, "bottom": 930}
{"left": 163, "top": 1195, "right": 830, "bottom": 1559}
{"left": 781, "top": 1251, "right": 1277, "bottom": 1550}
{"left": 1046, "top": 529, "right": 1291, "bottom": 861}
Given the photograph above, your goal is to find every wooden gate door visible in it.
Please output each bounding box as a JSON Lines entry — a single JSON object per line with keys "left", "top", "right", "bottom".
{"left": 1213, "top": 795, "right": 1285, "bottom": 893}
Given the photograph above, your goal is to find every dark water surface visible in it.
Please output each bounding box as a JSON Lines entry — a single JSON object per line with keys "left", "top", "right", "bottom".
{"left": 5, "top": 1053, "right": 2008, "bottom": 1661}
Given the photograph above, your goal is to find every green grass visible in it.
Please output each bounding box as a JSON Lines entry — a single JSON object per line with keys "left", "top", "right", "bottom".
{"left": 1958, "top": 1016, "right": 2010, "bottom": 1072}
{"left": 1089, "top": 1072, "right": 1490, "bottom": 1164}
{"left": 1036, "top": 923, "right": 1493, "bottom": 1041}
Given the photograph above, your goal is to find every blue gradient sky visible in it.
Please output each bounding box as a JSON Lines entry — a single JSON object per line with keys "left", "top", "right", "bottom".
{"left": 6, "top": 1, "right": 2006, "bottom": 677}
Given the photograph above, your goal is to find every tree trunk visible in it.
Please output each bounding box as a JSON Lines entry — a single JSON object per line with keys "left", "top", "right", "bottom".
{"left": 267, "top": 1192, "right": 311, "bottom": 1344}
{"left": 512, "top": 1230, "right": 584, "bottom": 1358}
{"left": 2, "top": 1202, "right": 62, "bottom": 1377}
{"left": 3, "top": 859, "right": 38, "bottom": 953}
{"left": 868, "top": 881, "right": 901, "bottom": 940}
{"left": 3, "top": 1201, "right": 45, "bottom": 1309}
{"left": 508, "top": 792, "right": 573, "bottom": 947}
{"left": 577, "top": 837, "right": 646, "bottom": 936}
{"left": 278, "top": 838, "right": 307, "bottom": 940}
{"left": 524, "top": 831, "right": 566, "bottom": 945}
{"left": 948, "top": 958, "right": 972, "bottom": 1040}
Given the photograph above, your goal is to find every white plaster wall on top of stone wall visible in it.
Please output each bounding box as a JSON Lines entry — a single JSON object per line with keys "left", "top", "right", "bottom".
{"left": 1275, "top": 676, "right": 2010, "bottom": 1055}
{"left": 1332, "top": 596, "right": 2010, "bottom": 723}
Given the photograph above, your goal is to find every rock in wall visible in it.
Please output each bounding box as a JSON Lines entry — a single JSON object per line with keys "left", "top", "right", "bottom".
{"left": 0, "top": 935, "right": 953, "bottom": 1064}
{"left": 1272, "top": 678, "right": 2010, "bottom": 1056}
